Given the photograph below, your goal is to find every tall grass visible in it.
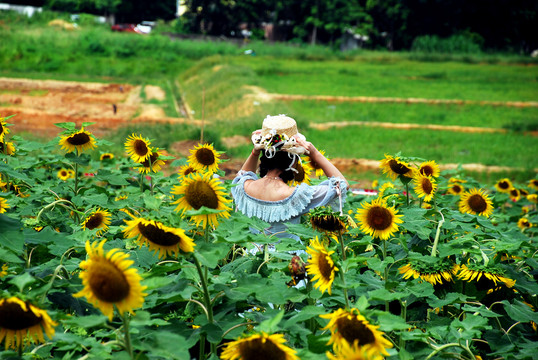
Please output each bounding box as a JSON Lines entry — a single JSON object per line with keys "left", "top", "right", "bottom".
{"left": 412, "top": 34, "right": 482, "bottom": 54}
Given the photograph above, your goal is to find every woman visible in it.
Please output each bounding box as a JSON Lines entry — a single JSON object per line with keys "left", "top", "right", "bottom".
{"left": 231, "top": 115, "right": 348, "bottom": 245}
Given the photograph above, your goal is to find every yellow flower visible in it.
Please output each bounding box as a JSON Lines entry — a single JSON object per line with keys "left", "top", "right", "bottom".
{"left": 0, "top": 264, "right": 7, "bottom": 277}
{"left": 289, "top": 160, "right": 314, "bottom": 186}
{"left": 188, "top": 143, "right": 221, "bottom": 174}
{"left": 74, "top": 240, "right": 147, "bottom": 320}
{"left": 355, "top": 197, "right": 403, "bottom": 240}
{"left": 305, "top": 149, "right": 328, "bottom": 177}
{"left": 171, "top": 172, "right": 232, "bottom": 228}
{"left": 378, "top": 182, "right": 395, "bottom": 198}
{"left": 379, "top": 154, "right": 414, "bottom": 180}
{"left": 509, "top": 188, "right": 521, "bottom": 202}
{"left": 495, "top": 178, "right": 512, "bottom": 193}
{"left": 0, "top": 117, "right": 10, "bottom": 142}
{"left": 327, "top": 341, "right": 382, "bottom": 360}
{"left": 137, "top": 148, "right": 165, "bottom": 174}
{"left": 412, "top": 173, "right": 437, "bottom": 202}
{"left": 0, "top": 141, "right": 15, "bottom": 155}
{"left": 528, "top": 179, "right": 538, "bottom": 190}
{"left": 399, "top": 261, "right": 459, "bottom": 286}
{"left": 0, "top": 198, "right": 9, "bottom": 213}
{"left": 309, "top": 207, "right": 348, "bottom": 235}
{"left": 457, "top": 264, "right": 515, "bottom": 289}
{"left": 220, "top": 332, "right": 299, "bottom": 360}
{"left": 371, "top": 180, "right": 379, "bottom": 189}
{"left": 57, "top": 168, "right": 71, "bottom": 181}
{"left": 447, "top": 182, "right": 464, "bottom": 196}
{"left": 320, "top": 308, "right": 393, "bottom": 357}
{"left": 81, "top": 208, "right": 111, "bottom": 235}
{"left": 59, "top": 128, "right": 97, "bottom": 153}
{"left": 123, "top": 216, "right": 195, "bottom": 259}
{"left": 527, "top": 194, "right": 538, "bottom": 204}
{"left": 125, "top": 134, "right": 152, "bottom": 163}
{"left": 459, "top": 188, "right": 494, "bottom": 217}
{"left": 517, "top": 218, "right": 532, "bottom": 231}
{"left": 100, "top": 153, "right": 114, "bottom": 160}
{"left": 178, "top": 164, "right": 197, "bottom": 178}
{"left": 418, "top": 160, "right": 440, "bottom": 178}
{"left": 0, "top": 297, "right": 57, "bottom": 350}
{"left": 306, "top": 237, "right": 339, "bottom": 295}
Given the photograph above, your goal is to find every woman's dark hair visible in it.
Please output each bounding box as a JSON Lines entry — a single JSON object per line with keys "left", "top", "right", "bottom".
{"left": 259, "top": 151, "right": 297, "bottom": 182}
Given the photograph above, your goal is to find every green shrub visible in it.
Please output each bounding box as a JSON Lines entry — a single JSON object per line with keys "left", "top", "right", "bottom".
{"left": 412, "top": 34, "right": 482, "bottom": 54}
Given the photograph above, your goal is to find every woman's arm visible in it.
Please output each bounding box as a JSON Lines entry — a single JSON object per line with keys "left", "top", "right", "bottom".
{"left": 297, "top": 138, "right": 349, "bottom": 187}
{"left": 240, "top": 148, "right": 261, "bottom": 172}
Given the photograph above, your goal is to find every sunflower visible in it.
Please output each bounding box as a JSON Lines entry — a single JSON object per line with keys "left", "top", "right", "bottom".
{"left": 288, "top": 160, "right": 313, "bottom": 186}
{"left": 509, "top": 188, "right": 520, "bottom": 202}
{"left": 0, "top": 141, "right": 15, "bottom": 155}
{"left": 187, "top": 143, "right": 221, "bottom": 174}
{"left": 100, "top": 153, "right": 114, "bottom": 161}
{"left": 309, "top": 207, "right": 348, "bottom": 234}
{"left": 528, "top": 179, "right": 538, "bottom": 190}
{"left": 371, "top": 180, "right": 379, "bottom": 189}
{"left": 320, "top": 308, "right": 393, "bottom": 357}
{"left": 495, "top": 178, "right": 512, "bottom": 193}
{"left": 178, "top": 164, "right": 197, "bottom": 178}
{"left": 519, "top": 188, "right": 529, "bottom": 197}
{"left": 0, "top": 297, "right": 57, "bottom": 350}
{"left": 67, "top": 169, "right": 75, "bottom": 178}
{"left": 399, "top": 259, "right": 458, "bottom": 286}
{"left": 418, "top": 160, "right": 440, "bottom": 178}
{"left": 449, "top": 177, "right": 466, "bottom": 184}
{"left": 81, "top": 208, "right": 111, "bottom": 235}
{"left": 124, "top": 134, "right": 152, "bottom": 163}
{"left": 355, "top": 197, "right": 403, "bottom": 240}
{"left": 412, "top": 173, "right": 437, "bottom": 202}
{"left": 379, "top": 154, "right": 414, "bottom": 180}
{"left": 220, "top": 332, "right": 299, "bottom": 360}
{"left": 59, "top": 128, "right": 97, "bottom": 153}
{"left": 517, "top": 218, "right": 532, "bottom": 231}
{"left": 447, "top": 182, "right": 464, "bottom": 196}
{"left": 0, "top": 117, "right": 10, "bottom": 142}
{"left": 57, "top": 168, "right": 70, "bottom": 181}
{"left": 0, "top": 198, "right": 9, "bottom": 213}
{"left": 123, "top": 216, "right": 195, "bottom": 259}
{"left": 305, "top": 149, "right": 328, "bottom": 177}
{"left": 378, "top": 182, "right": 395, "bottom": 198}
{"left": 171, "top": 172, "right": 232, "bottom": 228}
{"left": 0, "top": 264, "right": 7, "bottom": 277}
{"left": 306, "top": 237, "right": 339, "bottom": 295}
{"left": 74, "top": 240, "right": 147, "bottom": 320}
{"left": 457, "top": 263, "right": 515, "bottom": 288}
{"left": 327, "top": 341, "right": 382, "bottom": 360}
{"left": 527, "top": 194, "right": 538, "bottom": 204}
{"left": 138, "top": 149, "right": 165, "bottom": 174}
{"left": 459, "top": 188, "right": 494, "bottom": 217}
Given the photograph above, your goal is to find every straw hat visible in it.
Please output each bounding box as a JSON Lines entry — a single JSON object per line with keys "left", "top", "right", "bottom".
{"left": 252, "top": 115, "right": 308, "bottom": 155}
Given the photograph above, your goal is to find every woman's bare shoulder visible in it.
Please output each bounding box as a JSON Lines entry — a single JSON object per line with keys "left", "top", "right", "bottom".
{"left": 244, "top": 179, "right": 296, "bottom": 201}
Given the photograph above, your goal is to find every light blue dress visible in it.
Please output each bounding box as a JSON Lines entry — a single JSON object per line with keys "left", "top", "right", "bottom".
{"left": 231, "top": 170, "right": 348, "bottom": 241}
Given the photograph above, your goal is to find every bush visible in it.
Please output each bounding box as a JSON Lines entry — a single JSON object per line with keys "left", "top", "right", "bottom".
{"left": 412, "top": 34, "right": 482, "bottom": 54}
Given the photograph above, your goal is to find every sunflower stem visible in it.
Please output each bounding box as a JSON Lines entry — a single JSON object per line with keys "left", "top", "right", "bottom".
{"left": 306, "top": 280, "right": 317, "bottom": 333}
{"left": 430, "top": 210, "right": 445, "bottom": 257}
{"left": 193, "top": 254, "right": 216, "bottom": 356}
{"left": 338, "top": 233, "right": 346, "bottom": 261}
{"left": 405, "top": 183, "right": 410, "bottom": 207}
{"left": 122, "top": 313, "right": 134, "bottom": 359}
{"left": 382, "top": 240, "right": 389, "bottom": 312}
{"left": 425, "top": 342, "right": 475, "bottom": 360}
{"left": 338, "top": 269, "right": 351, "bottom": 310}
{"left": 400, "top": 300, "right": 407, "bottom": 350}
{"left": 139, "top": 171, "right": 144, "bottom": 193}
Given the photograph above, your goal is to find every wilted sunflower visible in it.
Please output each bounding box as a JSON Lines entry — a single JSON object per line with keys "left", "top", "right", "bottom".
{"left": 320, "top": 308, "right": 392, "bottom": 357}
{"left": 0, "top": 141, "right": 15, "bottom": 155}
{"left": 100, "top": 153, "right": 114, "bottom": 161}
{"left": 171, "top": 172, "right": 232, "bottom": 228}
{"left": 188, "top": 143, "right": 221, "bottom": 174}
{"left": 418, "top": 160, "right": 440, "bottom": 178}
{"left": 379, "top": 154, "right": 414, "bottom": 180}
{"left": 178, "top": 164, "right": 197, "bottom": 178}
{"left": 527, "top": 194, "right": 538, "bottom": 204}
{"left": 74, "top": 240, "right": 147, "bottom": 320}
{"left": 124, "top": 134, "right": 152, "bottom": 163}
{"left": 399, "top": 259, "right": 458, "bottom": 286}
{"left": 528, "top": 179, "right": 538, "bottom": 190}
{"left": 0, "top": 198, "right": 10, "bottom": 213}
{"left": 123, "top": 216, "right": 195, "bottom": 258}
{"left": 0, "top": 297, "right": 57, "bottom": 350}
{"left": 81, "top": 208, "right": 111, "bottom": 235}
{"left": 59, "top": 128, "right": 97, "bottom": 153}
{"left": 57, "top": 168, "right": 70, "bottom": 181}
{"left": 412, "top": 173, "right": 437, "bottom": 202}
{"left": 305, "top": 149, "right": 328, "bottom": 177}
{"left": 138, "top": 149, "right": 165, "bottom": 174}
{"left": 457, "top": 263, "right": 515, "bottom": 289}
{"left": 220, "top": 332, "right": 299, "bottom": 360}
{"left": 459, "top": 188, "right": 494, "bottom": 217}
{"left": 0, "top": 118, "right": 10, "bottom": 142}
{"left": 309, "top": 207, "right": 348, "bottom": 234}
{"left": 517, "top": 218, "right": 532, "bottom": 231}
{"left": 509, "top": 188, "right": 521, "bottom": 202}
{"left": 306, "top": 237, "right": 339, "bottom": 295}
{"left": 447, "top": 182, "right": 464, "bottom": 196}
{"left": 495, "top": 178, "right": 512, "bottom": 193}
{"left": 355, "top": 197, "right": 403, "bottom": 240}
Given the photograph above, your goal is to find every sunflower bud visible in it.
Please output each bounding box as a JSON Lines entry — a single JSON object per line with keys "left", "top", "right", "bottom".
{"left": 288, "top": 255, "right": 306, "bottom": 284}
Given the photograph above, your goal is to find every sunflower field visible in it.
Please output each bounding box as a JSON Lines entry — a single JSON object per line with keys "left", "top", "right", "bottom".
{"left": 0, "top": 115, "right": 537, "bottom": 360}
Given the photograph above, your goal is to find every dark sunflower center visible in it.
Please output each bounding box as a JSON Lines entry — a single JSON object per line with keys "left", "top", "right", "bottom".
{"left": 0, "top": 142, "right": 4, "bottom": 151}
{"left": 89, "top": 261, "right": 130, "bottom": 302}
{"left": 195, "top": 148, "right": 215, "bottom": 166}
{"left": 421, "top": 178, "right": 433, "bottom": 194}
{"left": 0, "top": 301, "right": 43, "bottom": 330}
{"left": 67, "top": 132, "right": 91, "bottom": 146}
{"left": 134, "top": 139, "right": 149, "bottom": 156}
{"left": 388, "top": 159, "right": 410, "bottom": 175}
{"left": 510, "top": 189, "right": 519, "bottom": 197}
{"left": 238, "top": 337, "right": 287, "bottom": 360}
{"left": 420, "top": 166, "right": 433, "bottom": 177}
{"left": 102, "top": 154, "right": 112, "bottom": 159}
{"left": 85, "top": 213, "right": 104, "bottom": 230}
{"left": 335, "top": 316, "right": 376, "bottom": 346}
{"left": 367, "top": 206, "right": 393, "bottom": 230}
{"left": 61, "top": 171, "right": 68, "bottom": 177}
{"left": 141, "top": 153, "right": 159, "bottom": 167}
{"left": 452, "top": 184, "right": 462, "bottom": 193}
{"left": 312, "top": 216, "right": 345, "bottom": 232}
{"left": 317, "top": 253, "right": 334, "bottom": 280}
{"left": 468, "top": 194, "right": 487, "bottom": 213}
{"left": 138, "top": 222, "right": 181, "bottom": 246}
{"left": 532, "top": 180, "right": 538, "bottom": 187}
{"left": 184, "top": 167, "right": 195, "bottom": 176}
{"left": 294, "top": 164, "right": 305, "bottom": 182}
{"left": 0, "top": 123, "right": 4, "bottom": 135}
{"left": 185, "top": 181, "right": 219, "bottom": 209}
{"left": 498, "top": 181, "right": 509, "bottom": 190}
{"left": 521, "top": 220, "right": 530, "bottom": 227}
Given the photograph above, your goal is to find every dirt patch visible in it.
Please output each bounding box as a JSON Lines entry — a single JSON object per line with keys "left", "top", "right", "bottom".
{"left": 144, "top": 85, "right": 166, "bottom": 101}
